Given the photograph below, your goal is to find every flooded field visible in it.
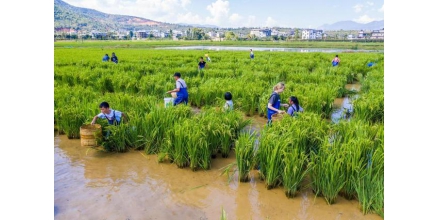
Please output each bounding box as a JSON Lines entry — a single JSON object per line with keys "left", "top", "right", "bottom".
{"left": 331, "top": 83, "right": 361, "bottom": 123}
{"left": 55, "top": 132, "right": 381, "bottom": 220}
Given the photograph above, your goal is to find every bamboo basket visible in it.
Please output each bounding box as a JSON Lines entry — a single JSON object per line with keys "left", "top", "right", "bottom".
{"left": 80, "top": 124, "right": 102, "bottom": 147}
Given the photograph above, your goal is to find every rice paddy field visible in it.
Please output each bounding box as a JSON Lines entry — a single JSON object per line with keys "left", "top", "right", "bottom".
{"left": 54, "top": 43, "right": 384, "bottom": 219}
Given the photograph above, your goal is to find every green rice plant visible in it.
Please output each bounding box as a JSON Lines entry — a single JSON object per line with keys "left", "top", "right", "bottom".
{"left": 167, "top": 120, "right": 189, "bottom": 168}
{"left": 220, "top": 206, "right": 228, "bottom": 220}
{"left": 186, "top": 120, "right": 210, "bottom": 171}
{"left": 309, "top": 144, "right": 346, "bottom": 204}
{"left": 353, "top": 146, "right": 384, "bottom": 216}
{"left": 262, "top": 134, "right": 286, "bottom": 189}
{"left": 101, "top": 122, "right": 131, "bottom": 152}
{"left": 282, "top": 147, "right": 310, "bottom": 198}
{"left": 219, "top": 126, "right": 233, "bottom": 158}
{"left": 55, "top": 106, "right": 87, "bottom": 139}
{"left": 352, "top": 91, "right": 384, "bottom": 123}
{"left": 235, "top": 131, "right": 257, "bottom": 182}
{"left": 143, "top": 105, "right": 192, "bottom": 154}
{"left": 338, "top": 138, "right": 374, "bottom": 200}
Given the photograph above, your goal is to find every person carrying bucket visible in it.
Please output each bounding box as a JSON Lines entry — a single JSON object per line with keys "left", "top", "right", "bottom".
{"left": 250, "top": 49, "right": 254, "bottom": 59}
{"left": 267, "top": 82, "right": 289, "bottom": 125}
{"left": 167, "top": 72, "right": 188, "bottom": 106}
{"left": 91, "top": 102, "right": 127, "bottom": 125}
{"left": 332, "top": 55, "right": 340, "bottom": 66}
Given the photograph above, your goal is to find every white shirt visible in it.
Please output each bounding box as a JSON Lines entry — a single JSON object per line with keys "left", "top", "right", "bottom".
{"left": 97, "top": 109, "right": 122, "bottom": 122}
{"left": 224, "top": 100, "right": 233, "bottom": 111}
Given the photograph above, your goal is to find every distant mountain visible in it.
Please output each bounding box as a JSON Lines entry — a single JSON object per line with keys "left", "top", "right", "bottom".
{"left": 318, "top": 20, "right": 384, "bottom": 31}
{"left": 54, "top": 0, "right": 171, "bottom": 31}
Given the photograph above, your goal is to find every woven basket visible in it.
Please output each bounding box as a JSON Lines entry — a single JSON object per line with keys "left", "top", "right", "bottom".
{"left": 80, "top": 124, "right": 102, "bottom": 147}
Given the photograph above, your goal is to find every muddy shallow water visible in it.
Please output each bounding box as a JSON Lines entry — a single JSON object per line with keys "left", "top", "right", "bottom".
{"left": 55, "top": 131, "right": 381, "bottom": 220}
{"left": 331, "top": 83, "right": 361, "bottom": 123}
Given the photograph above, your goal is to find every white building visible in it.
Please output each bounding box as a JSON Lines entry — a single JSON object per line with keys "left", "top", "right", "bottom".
{"left": 90, "top": 30, "right": 107, "bottom": 38}
{"left": 160, "top": 32, "right": 170, "bottom": 38}
{"left": 249, "top": 29, "right": 271, "bottom": 38}
{"left": 358, "top": 30, "right": 367, "bottom": 39}
{"left": 301, "top": 29, "right": 323, "bottom": 40}
{"left": 371, "top": 28, "right": 384, "bottom": 39}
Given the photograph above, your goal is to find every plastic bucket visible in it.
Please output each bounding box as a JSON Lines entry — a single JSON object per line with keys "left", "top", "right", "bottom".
{"left": 80, "top": 124, "right": 102, "bottom": 147}
{"left": 164, "top": 97, "right": 174, "bottom": 108}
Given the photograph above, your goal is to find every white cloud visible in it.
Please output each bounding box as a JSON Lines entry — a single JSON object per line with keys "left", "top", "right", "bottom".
{"left": 181, "top": 0, "right": 191, "bottom": 8}
{"left": 245, "top": 15, "right": 257, "bottom": 27}
{"left": 176, "top": 12, "right": 202, "bottom": 24}
{"left": 379, "top": 4, "right": 384, "bottom": 12}
{"left": 354, "top": 15, "right": 375, "bottom": 23}
{"left": 353, "top": 4, "right": 363, "bottom": 13}
{"left": 264, "top": 16, "right": 278, "bottom": 27}
{"left": 229, "top": 13, "right": 242, "bottom": 22}
{"left": 205, "top": 0, "right": 230, "bottom": 25}
{"left": 366, "top": 1, "right": 374, "bottom": 6}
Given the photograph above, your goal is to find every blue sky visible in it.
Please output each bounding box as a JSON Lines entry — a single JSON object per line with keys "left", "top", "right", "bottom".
{"left": 63, "top": 0, "right": 384, "bottom": 28}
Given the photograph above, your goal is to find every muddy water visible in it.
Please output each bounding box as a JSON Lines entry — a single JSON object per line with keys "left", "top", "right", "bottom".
{"left": 331, "top": 83, "right": 361, "bottom": 123}
{"left": 55, "top": 133, "right": 381, "bottom": 220}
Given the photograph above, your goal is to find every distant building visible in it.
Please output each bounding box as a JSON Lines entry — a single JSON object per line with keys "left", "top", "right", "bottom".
{"left": 160, "top": 32, "right": 170, "bottom": 38}
{"left": 173, "top": 30, "right": 183, "bottom": 38}
{"left": 358, "top": 30, "right": 367, "bottom": 39}
{"left": 249, "top": 29, "right": 271, "bottom": 38}
{"left": 301, "top": 29, "right": 323, "bottom": 40}
{"left": 370, "top": 28, "right": 384, "bottom": 39}
{"left": 135, "top": 30, "right": 147, "bottom": 38}
{"left": 90, "top": 30, "right": 106, "bottom": 39}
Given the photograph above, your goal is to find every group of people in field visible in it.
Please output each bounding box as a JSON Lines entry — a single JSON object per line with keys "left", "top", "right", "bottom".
{"left": 93, "top": 51, "right": 365, "bottom": 127}
{"left": 102, "top": 52, "right": 118, "bottom": 64}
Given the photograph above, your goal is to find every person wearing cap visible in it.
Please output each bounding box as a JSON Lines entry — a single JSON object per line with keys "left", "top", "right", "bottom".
{"left": 167, "top": 72, "right": 188, "bottom": 106}
{"left": 205, "top": 53, "right": 211, "bottom": 62}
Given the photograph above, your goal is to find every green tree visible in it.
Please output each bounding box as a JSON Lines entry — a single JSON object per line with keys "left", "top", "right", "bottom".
{"left": 225, "top": 31, "right": 236, "bottom": 40}
{"left": 294, "top": 28, "right": 300, "bottom": 40}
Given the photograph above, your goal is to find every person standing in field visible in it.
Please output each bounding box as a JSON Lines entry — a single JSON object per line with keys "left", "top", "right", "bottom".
{"left": 102, "top": 54, "right": 109, "bottom": 62}
{"left": 167, "top": 72, "right": 189, "bottom": 106}
{"left": 332, "top": 54, "right": 340, "bottom": 66}
{"left": 198, "top": 57, "right": 207, "bottom": 70}
{"left": 250, "top": 49, "right": 254, "bottom": 59}
{"left": 286, "top": 96, "right": 304, "bottom": 117}
{"left": 223, "top": 92, "right": 233, "bottom": 111}
{"left": 267, "top": 82, "right": 289, "bottom": 124}
{"left": 111, "top": 52, "right": 118, "bottom": 64}
{"left": 205, "top": 53, "right": 211, "bottom": 62}
{"left": 91, "top": 102, "right": 127, "bottom": 125}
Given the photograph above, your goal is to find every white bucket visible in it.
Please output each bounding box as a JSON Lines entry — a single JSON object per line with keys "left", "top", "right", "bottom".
{"left": 164, "top": 97, "right": 174, "bottom": 108}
